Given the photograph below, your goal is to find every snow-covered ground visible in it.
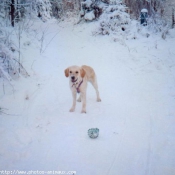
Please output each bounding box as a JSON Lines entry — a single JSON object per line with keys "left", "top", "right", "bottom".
{"left": 0, "top": 19, "right": 175, "bottom": 175}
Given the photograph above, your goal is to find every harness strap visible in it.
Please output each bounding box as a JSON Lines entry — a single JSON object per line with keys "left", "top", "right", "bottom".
{"left": 72, "top": 79, "right": 83, "bottom": 93}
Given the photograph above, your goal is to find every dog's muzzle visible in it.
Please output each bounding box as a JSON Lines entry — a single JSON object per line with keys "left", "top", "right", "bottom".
{"left": 71, "top": 76, "right": 77, "bottom": 82}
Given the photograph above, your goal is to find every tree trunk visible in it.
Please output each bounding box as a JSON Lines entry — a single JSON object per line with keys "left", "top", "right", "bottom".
{"left": 10, "top": 0, "right": 15, "bottom": 27}
{"left": 173, "top": 8, "right": 175, "bottom": 28}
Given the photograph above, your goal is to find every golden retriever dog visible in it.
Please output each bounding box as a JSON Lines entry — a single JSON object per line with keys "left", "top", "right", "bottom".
{"left": 64, "top": 65, "right": 101, "bottom": 113}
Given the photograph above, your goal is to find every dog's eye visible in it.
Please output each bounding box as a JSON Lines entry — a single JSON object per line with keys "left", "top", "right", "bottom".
{"left": 70, "top": 71, "right": 72, "bottom": 73}
{"left": 76, "top": 71, "right": 79, "bottom": 74}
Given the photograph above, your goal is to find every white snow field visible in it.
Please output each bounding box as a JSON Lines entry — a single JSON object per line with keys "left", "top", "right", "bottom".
{"left": 0, "top": 19, "right": 175, "bottom": 175}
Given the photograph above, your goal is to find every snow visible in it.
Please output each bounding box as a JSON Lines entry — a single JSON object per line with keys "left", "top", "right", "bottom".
{"left": 141, "top": 9, "right": 148, "bottom": 13}
{"left": 84, "top": 11, "right": 95, "bottom": 21}
{"left": 82, "top": 0, "right": 93, "bottom": 8}
{"left": 0, "top": 19, "right": 175, "bottom": 175}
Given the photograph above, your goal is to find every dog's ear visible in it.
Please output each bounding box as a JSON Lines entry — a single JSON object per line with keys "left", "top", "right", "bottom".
{"left": 64, "top": 68, "right": 69, "bottom": 77}
{"left": 80, "top": 68, "right": 86, "bottom": 78}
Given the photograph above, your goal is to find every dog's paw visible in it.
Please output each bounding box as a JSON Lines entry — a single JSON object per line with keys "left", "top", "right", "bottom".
{"left": 97, "top": 98, "right": 101, "bottom": 102}
{"left": 81, "top": 109, "right": 86, "bottom": 113}
{"left": 69, "top": 108, "right": 75, "bottom": 112}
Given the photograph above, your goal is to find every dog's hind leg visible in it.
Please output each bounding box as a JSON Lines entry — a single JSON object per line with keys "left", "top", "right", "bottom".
{"left": 90, "top": 78, "right": 101, "bottom": 102}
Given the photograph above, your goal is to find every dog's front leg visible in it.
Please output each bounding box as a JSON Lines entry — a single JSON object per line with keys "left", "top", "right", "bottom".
{"left": 81, "top": 91, "right": 86, "bottom": 113}
{"left": 70, "top": 90, "right": 77, "bottom": 112}
{"left": 77, "top": 94, "right": 81, "bottom": 102}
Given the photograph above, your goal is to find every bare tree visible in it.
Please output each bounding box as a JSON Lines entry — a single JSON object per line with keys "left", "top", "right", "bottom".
{"left": 10, "top": 0, "right": 15, "bottom": 26}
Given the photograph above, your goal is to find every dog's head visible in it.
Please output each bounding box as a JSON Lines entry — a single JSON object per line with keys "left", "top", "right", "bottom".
{"left": 64, "top": 66, "right": 86, "bottom": 82}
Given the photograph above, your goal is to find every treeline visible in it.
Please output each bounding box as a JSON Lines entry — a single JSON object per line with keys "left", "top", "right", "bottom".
{"left": 0, "top": 0, "right": 174, "bottom": 28}
{"left": 0, "top": 0, "right": 82, "bottom": 27}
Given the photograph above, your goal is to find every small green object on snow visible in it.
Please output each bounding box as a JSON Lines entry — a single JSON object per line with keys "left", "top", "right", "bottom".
{"left": 88, "top": 128, "right": 99, "bottom": 139}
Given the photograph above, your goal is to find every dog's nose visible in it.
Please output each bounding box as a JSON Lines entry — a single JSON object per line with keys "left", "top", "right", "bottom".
{"left": 71, "top": 76, "right": 75, "bottom": 80}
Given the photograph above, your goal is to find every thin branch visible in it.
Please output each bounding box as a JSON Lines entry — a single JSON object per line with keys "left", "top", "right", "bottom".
{"left": 0, "top": 107, "right": 19, "bottom": 116}
{"left": 41, "top": 32, "right": 60, "bottom": 54}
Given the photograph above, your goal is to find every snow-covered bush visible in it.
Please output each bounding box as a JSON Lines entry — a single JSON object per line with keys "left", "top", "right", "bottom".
{"left": 0, "top": 29, "right": 28, "bottom": 82}
{"left": 92, "top": 0, "right": 171, "bottom": 41}
{"left": 50, "top": 0, "right": 64, "bottom": 19}
{"left": 122, "top": 0, "right": 171, "bottom": 39}
{"left": 0, "top": 43, "right": 18, "bottom": 81}
{"left": 95, "top": 0, "right": 131, "bottom": 36}
{"left": 80, "top": 0, "right": 103, "bottom": 21}
{"left": 123, "top": 0, "right": 165, "bottom": 19}
{"left": 84, "top": 10, "right": 95, "bottom": 21}
{"left": 34, "top": 0, "right": 52, "bottom": 22}
{"left": 0, "top": 18, "right": 29, "bottom": 91}
{"left": 147, "top": 14, "right": 169, "bottom": 38}
{"left": 133, "top": 13, "right": 170, "bottom": 40}
{"left": 0, "top": 0, "right": 52, "bottom": 24}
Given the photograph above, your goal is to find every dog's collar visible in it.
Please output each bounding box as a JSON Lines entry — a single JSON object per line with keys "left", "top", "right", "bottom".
{"left": 72, "top": 79, "right": 83, "bottom": 93}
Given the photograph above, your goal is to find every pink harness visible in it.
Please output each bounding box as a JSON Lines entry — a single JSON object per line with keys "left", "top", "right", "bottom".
{"left": 72, "top": 79, "right": 83, "bottom": 93}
